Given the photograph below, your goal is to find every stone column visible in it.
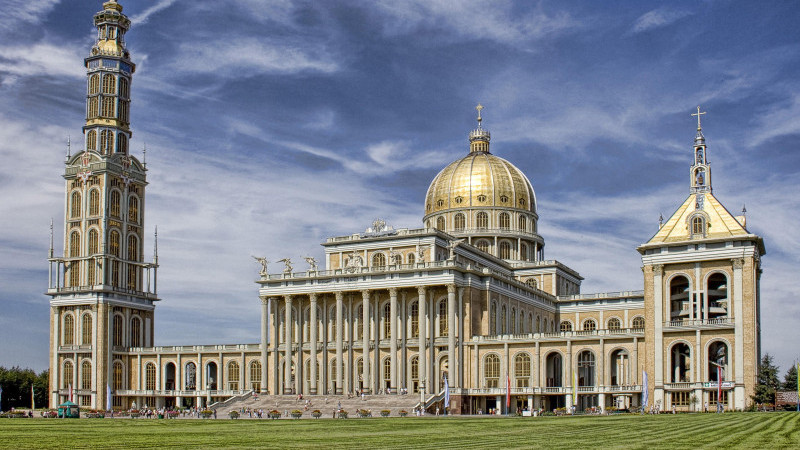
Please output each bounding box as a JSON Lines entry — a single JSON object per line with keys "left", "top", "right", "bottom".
{"left": 361, "top": 290, "right": 370, "bottom": 394}
{"left": 389, "top": 287, "right": 398, "bottom": 392}
{"left": 309, "top": 293, "right": 318, "bottom": 394}
{"left": 458, "top": 287, "right": 465, "bottom": 389}
{"left": 284, "top": 295, "right": 293, "bottom": 394}
{"left": 732, "top": 258, "right": 745, "bottom": 410}
{"left": 52, "top": 307, "right": 60, "bottom": 407}
{"left": 417, "top": 286, "right": 427, "bottom": 397}
{"left": 652, "top": 264, "right": 665, "bottom": 407}
{"left": 335, "top": 291, "right": 344, "bottom": 394}
{"left": 260, "top": 297, "right": 269, "bottom": 393}
{"left": 269, "top": 297, "right": 278, "bottom": 395}
{"left": 447, "top": 284, "right": 456, "bottom": 390}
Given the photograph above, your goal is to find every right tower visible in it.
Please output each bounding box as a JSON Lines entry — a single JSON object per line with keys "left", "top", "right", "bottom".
{"left": 638, "top": 108, "right": 765, "bottom": 411}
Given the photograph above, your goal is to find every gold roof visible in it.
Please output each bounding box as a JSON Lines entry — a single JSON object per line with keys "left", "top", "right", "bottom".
{"left": 424, "top": 152, "right": 536, "bottom": 216}
{"left": 646, "top": 192, "right": 749, "bottom": 244}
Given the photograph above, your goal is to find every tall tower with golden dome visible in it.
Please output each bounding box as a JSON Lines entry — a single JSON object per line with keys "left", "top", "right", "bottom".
{"left": 47, "top": 0, "right": 159, "bottom": 410}
{"left": 424, "top": 105, "right": 544, "bottom": 262}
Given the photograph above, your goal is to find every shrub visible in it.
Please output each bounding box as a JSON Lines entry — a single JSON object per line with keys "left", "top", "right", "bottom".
{"left": 399, "top": 410, "right": 408, "bottom": 417}
{"left": 311, "top": 410, "right": 322, "bottom": 418}
{"left": 338, "top": 410, "right": 348, "bottom": 419}
{"left": 380, "top": 410, "right": 390, "bottom": 417}
{"left": 229, "top": 411, "right": 239, "bottom": 419}
{"left": 268, "top": 410, "right": 281, "bottom": 419}
{"left": 291, "top": 410, "right": 302, "bottom": 419}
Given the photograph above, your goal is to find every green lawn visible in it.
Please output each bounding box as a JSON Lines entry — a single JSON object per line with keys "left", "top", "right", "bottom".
{"left": 1, "top": 413, "right": 799, "bottom": 449}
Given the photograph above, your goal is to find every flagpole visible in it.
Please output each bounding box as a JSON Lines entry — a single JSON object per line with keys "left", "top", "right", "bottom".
{"left": 796, "top": 362, "right": 799, "bottom": 413}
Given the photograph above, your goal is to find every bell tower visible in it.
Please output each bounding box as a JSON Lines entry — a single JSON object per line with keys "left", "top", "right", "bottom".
{"left": 638, "top": 108, "right": 765, "bottom": 412}
{"left": 47, "top": 0, "right": 159, "bottom": 410}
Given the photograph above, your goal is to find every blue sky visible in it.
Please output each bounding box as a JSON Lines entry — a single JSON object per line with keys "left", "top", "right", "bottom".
{"left": 1, "top": 0, "right": 799, "bottom": 374}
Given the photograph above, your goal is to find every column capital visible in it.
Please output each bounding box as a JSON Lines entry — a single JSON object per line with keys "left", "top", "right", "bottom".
{"left": 388, "top": 287, "right": 398, "bottom": 297}
{"left": 284, "top": 294, "right": 293, "bottom": 302}
{"left": 447, "top": 284, "right": 456, "bottom": 294}
{"left": 417, "top": 286, "right": 426, "bottom": 296}
{"left": 335, "top": 291, "right": 344, "bottom": 301}
{"left": 731, "top": 258, "right": 744, "bottom": 269}
{"left": 309, "top": 293, "right": 318, "bottom": 302}
{"left": 259, "top": 297, "right": 268, "bottom": 306}
{"left": 652, "top": 264, "right": 664, "bottom": 275}
{"left": 361, "top": 289, "right": 370, "bottom": 300}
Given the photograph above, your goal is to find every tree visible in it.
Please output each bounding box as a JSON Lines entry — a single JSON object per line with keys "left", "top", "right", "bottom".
{"left": 0, "top": 366, "right": 49, "bottom": 410}
{"left": 783, "top": 363, "right": 798, "bottom": 391}
{"left": 752, "top": 354, "right": 780, "bottom": 405}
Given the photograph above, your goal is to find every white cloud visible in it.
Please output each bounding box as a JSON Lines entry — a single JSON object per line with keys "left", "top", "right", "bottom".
{"left": 748, "top": 93, "right": 800, "bottom": 147}
{"left": 0, "top": 42, "right": 85, "bottom": 78}
{"left": 170, "top": 37, "right": 338, "bottom": 76}
{"left": 0, "top": 0, "right": 59, "bottom": 33}
{"left": 631, "top": 7, "right": 692, "bottom": 34}
{"left": 373, "top": 0, "right": 575, "bottom": 45}
{"left": 129, "top": 0, "right": 178, "bottom": 25}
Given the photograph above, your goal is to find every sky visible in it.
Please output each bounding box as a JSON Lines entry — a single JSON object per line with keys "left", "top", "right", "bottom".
{"left": 1, "top": 0, "right": 799, "bottom": 375}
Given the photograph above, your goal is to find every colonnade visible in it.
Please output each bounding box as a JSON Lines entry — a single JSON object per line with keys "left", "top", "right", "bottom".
{"left": 260, "top": 285, "right": 463, "bottom": 397}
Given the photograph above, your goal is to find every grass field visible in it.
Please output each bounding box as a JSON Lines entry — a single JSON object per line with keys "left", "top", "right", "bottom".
{"left": 1, "top": 412, "right": 799, "bottom": 449}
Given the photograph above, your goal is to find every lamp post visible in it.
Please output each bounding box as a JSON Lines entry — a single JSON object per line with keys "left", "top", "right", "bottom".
{"left": 708, "top": 361, "right": 724, "bottom": 413}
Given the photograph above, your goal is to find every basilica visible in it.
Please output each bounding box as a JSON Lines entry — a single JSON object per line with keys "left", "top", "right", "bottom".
{"left": 47, "top": 1, "right": 765, "bottom": 414}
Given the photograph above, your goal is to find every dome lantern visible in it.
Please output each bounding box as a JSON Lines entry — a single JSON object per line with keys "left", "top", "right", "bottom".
{"left": 469, "top": 104, "right": 491, "bottom": 153}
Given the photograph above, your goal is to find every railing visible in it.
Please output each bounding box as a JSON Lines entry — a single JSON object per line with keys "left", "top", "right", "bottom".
{"left": 115, "top": 389, "right": 252, "bottom": 397}
{"left": 58, "top": 345, "right": 93, "bottom": 352}
{"left": 664, "top": 317, "right": 733, "bottom": 328}
{"left": 126, "top": 343, "right": 261, "bottom": 353}
{"left": 473, "top": 328, "right": 645, "bottom": 342}
{"left": 558, "top": 290, "right": 645, "bottom": 301}
{"left": 459, "top": 385, "right": 643, "bottom": 395}
{"left": 209, "top": 390, "right": 254, "bottom": 409}
{"left": 664, "top": 382, "right": 735, "bottom": 390}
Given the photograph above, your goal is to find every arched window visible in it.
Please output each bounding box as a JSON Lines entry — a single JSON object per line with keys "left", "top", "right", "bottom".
{"left": 499, "top": 212, "right": 510, "bottom": 230}
{"left": 536, "top": 315, "right": 541, "bottom": 333}
{"left": 356, "top": 304, "right": 364, "bottom": 340}
{"left": 63, "top": 314, "right": 74, "bottom": 345}
{"left": 102, "top": 74, "right": 116, "bottom": 94}
{"left": 63, "top": 361, "right": 74, "bottom": 388}
{"left": 691, "top": 216, "right": 705, "bottom": 237}
{"left": 707, "top": 273, "right": 729, "bottom": 317}
{"left": 514, "top": 353, "right": 531, "bottom": 387}
{"left": 610, "top": 349, "right": 630, "bottom": 386}
{"left": 185, "top": 362, "right": 197, "bottom": 390}
{"left": 476, "top": 240, "right": 489, "bottom": 253}
{"left": 110, "top": 190, "right": 120, "bottom": 217}
{"left": 438, "top": 301, "right": 447, "bottom": 336}
{"left": 526, "top": 278, "right": 537, "bottom": 289}
{"left": 69, "top": 231, "right": 81, "bottom": 286}
{"left": 577, "top": 351, "right": 595, "bottom": 386}
{"left": 476, "top": 212, "right": 488, "bottom": 229}
{"left": 518, "top": 215, "right": 527, "bottom": 231}
{"left": 484, "top": 354, "right": 500, "bottom": 388}
{"left": 81, "top": 360, "right": 92, "bottom": 390}
{"left": 383, "top": 358, "right": 391, "bottom": 387}
{"left": 510, "top": 308, "right": 517, "bottom": 334}
{"left": 499, "top": 241, "right": 512, "bottom": 259}
{"left": 250, "top": 360, "right": 262, "bottom": 391}
{"left": 583, "top": 319, "right": 596, "bottom": 331}
{"left": 117, "top": 133, "right": 127, "bottom": 153}
{"left": 101, "top": 97, "right": 115, "bottom": 118}
{"left": 708, "top": 341, "right": 728, "bottom": 382}
{"left": 89, "top": 74, "right": 100, "bottom": 94}
{"left": 127, "top": 234, "right": 138, "bottom": 289}
{"left": 88, "top": 189, "right": 100, "bottom": 216}
{"left": 500, "top": 305, "right": 507, "bottom": 334}
{"left": 228, "top": 361, "right": 240, "bottom": 390}
{"left": 607, "top": 318, "right": 621, "bottom": 331}
{"left": 145, "top": 362, "right": 156, "bottom": 390}
{"left": 670, "top": 343, "right": 691, "bottom": 382}
{"left": 410, "top": 301, "right": 419, "bottom": 338}
{"left": 560, "top": 321, "right": 572, "bottom": 332}
{"left": 109, "top": 230, "right": 120, "bottom": 257}
{"left": 88, "top": 229, "right": 99, "bottom": 255}
{"left": 410, "top": 356, "right": 419, "bottom": 392}
{"left": 489, "top": 302, "right": 496, "bottom": 335}
{"left": 128, "top": 196, "right": 139, "bottom": 223}
{"left": 130, "top": 317, "right": 141, "bottom": 347}
{"left": 87, "top": 130, "right": 97, "bottom": 150}
{"left": 81, "top": 313, "right": 92, "bottom": 345}
{"left": 70, "top": 191, "right": 82, "bottom": 218}
{"left": 112, "top": 361, "right": 123, "bottom": 390}
{"left": 632, "top": 316, "right": 645, "bottom": 330}
{"left": 113, "top": 314, "right": 123, "bottom": 347}
{"left": 118, "top": 100, "right": 129, "bottom": 124}
{"left": 88, "top": 97, "right": 99, "bottom": 118}
{"left": 520, "top": 243, "right": 528, "bottom": 261}
{"left": 100, "top": 130, "right": 113, "bottom": 154}
{"left": 119, "top": 78, "right": 129, "bottom": 98}
{"left": 436, "top": 216, "right": 445, "bottom": 230}
{"left": 383, "top": 303, "right": 391, "bottom": 338}
{"left": 407, "top": 253, "right": 415, "bottom": 265}
{"left": 372, "top": 252, "right": 386, "bottom": 268}
{"left": 453, "top": 213, "right": 465, "bottom": 231}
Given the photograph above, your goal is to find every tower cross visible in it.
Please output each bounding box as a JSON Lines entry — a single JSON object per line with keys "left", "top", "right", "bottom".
{"left": 476, "top": 103, "right": 483, "bottom": 125}
{"left": 691, "top": 106, "right": 706, "bottom": 130}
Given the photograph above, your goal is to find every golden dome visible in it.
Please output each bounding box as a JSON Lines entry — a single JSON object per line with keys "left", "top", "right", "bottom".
{"left": 424, "top": 151, "right": 536, "bottom": 216}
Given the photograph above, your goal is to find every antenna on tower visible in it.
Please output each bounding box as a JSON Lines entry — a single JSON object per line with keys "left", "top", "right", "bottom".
{"left": 658, "top": 213, "right": 664, "bottom": 229}
{"left": 49, "top": 218, "right": 54, "bottom": 258}
{"left": 742, "top": 204, "right": 747, "bottom": 216}
{"left": 65, "top": 135, "right": 72, "bottom": 161}
{"left": 153, "top": 225, "right": 158, "bottom": 264}
{"left": 143, "top": 142, "right": 147, "bottom": 170}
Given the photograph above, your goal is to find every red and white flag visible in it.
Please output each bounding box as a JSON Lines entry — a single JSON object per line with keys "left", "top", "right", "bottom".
{"left": 717, "top": 366, "right": 722, "bottom": 408}
{"left": 506, "top": 373, "right": 511, "bottom": 410}
{"left": 68, "top": 383, "right": 73, "bottom": 403}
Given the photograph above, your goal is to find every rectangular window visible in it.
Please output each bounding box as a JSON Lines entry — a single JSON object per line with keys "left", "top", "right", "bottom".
{"left": 709, "top": 390, "right": 729, "bottom": 405}
{"left": 671, "top": 391, "right": 690, "bottom": 406}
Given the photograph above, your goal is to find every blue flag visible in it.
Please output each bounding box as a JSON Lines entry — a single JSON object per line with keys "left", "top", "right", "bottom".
{"left": 0, "top": 385, "right": 3, "bottom": 412}
{"left": 443, "top": 376, "right": 450, "bottom": 408}
{"left": 642, "top": 371, "right": 649, "bottom": 409}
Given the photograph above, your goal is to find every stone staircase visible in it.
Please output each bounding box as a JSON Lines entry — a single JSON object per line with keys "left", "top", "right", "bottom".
{"left": 215, "top": 394, "right": 422, "bottom": 418}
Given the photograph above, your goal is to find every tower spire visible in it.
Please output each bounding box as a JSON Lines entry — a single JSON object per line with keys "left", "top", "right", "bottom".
{"left": 689, "top": 106, "right": 711, "bottom": 195}
{"left": 468, "top": 103, "right": 491, "bottom": 153}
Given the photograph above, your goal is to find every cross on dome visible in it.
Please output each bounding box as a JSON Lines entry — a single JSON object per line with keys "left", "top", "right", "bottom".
{"left": 691, "top": 106, "right": 706, "bottom": 131}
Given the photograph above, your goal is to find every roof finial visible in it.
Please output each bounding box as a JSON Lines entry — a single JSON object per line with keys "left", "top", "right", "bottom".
{"left": 742, "top": 204, "right": 747, "bottom": 215}
{"left": 66, "top": 135, "right": 71, "bottom": 160}
{"left": 143, "top": 142, "right": 147, "bottom": 169}
{"left": 153, "top": 225, "right": 158, "bottom": 263}
{"left": 476, "top": 103, "right": 484, "bottom": 128}
{"left": 49, "top": 218, "right": 54, "bottom": 258}
{"left": 658, "top": 213, "right": 664, "bottom": 228}
{"left": 691, "top": 105, "right": 706, "bottom": 131}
